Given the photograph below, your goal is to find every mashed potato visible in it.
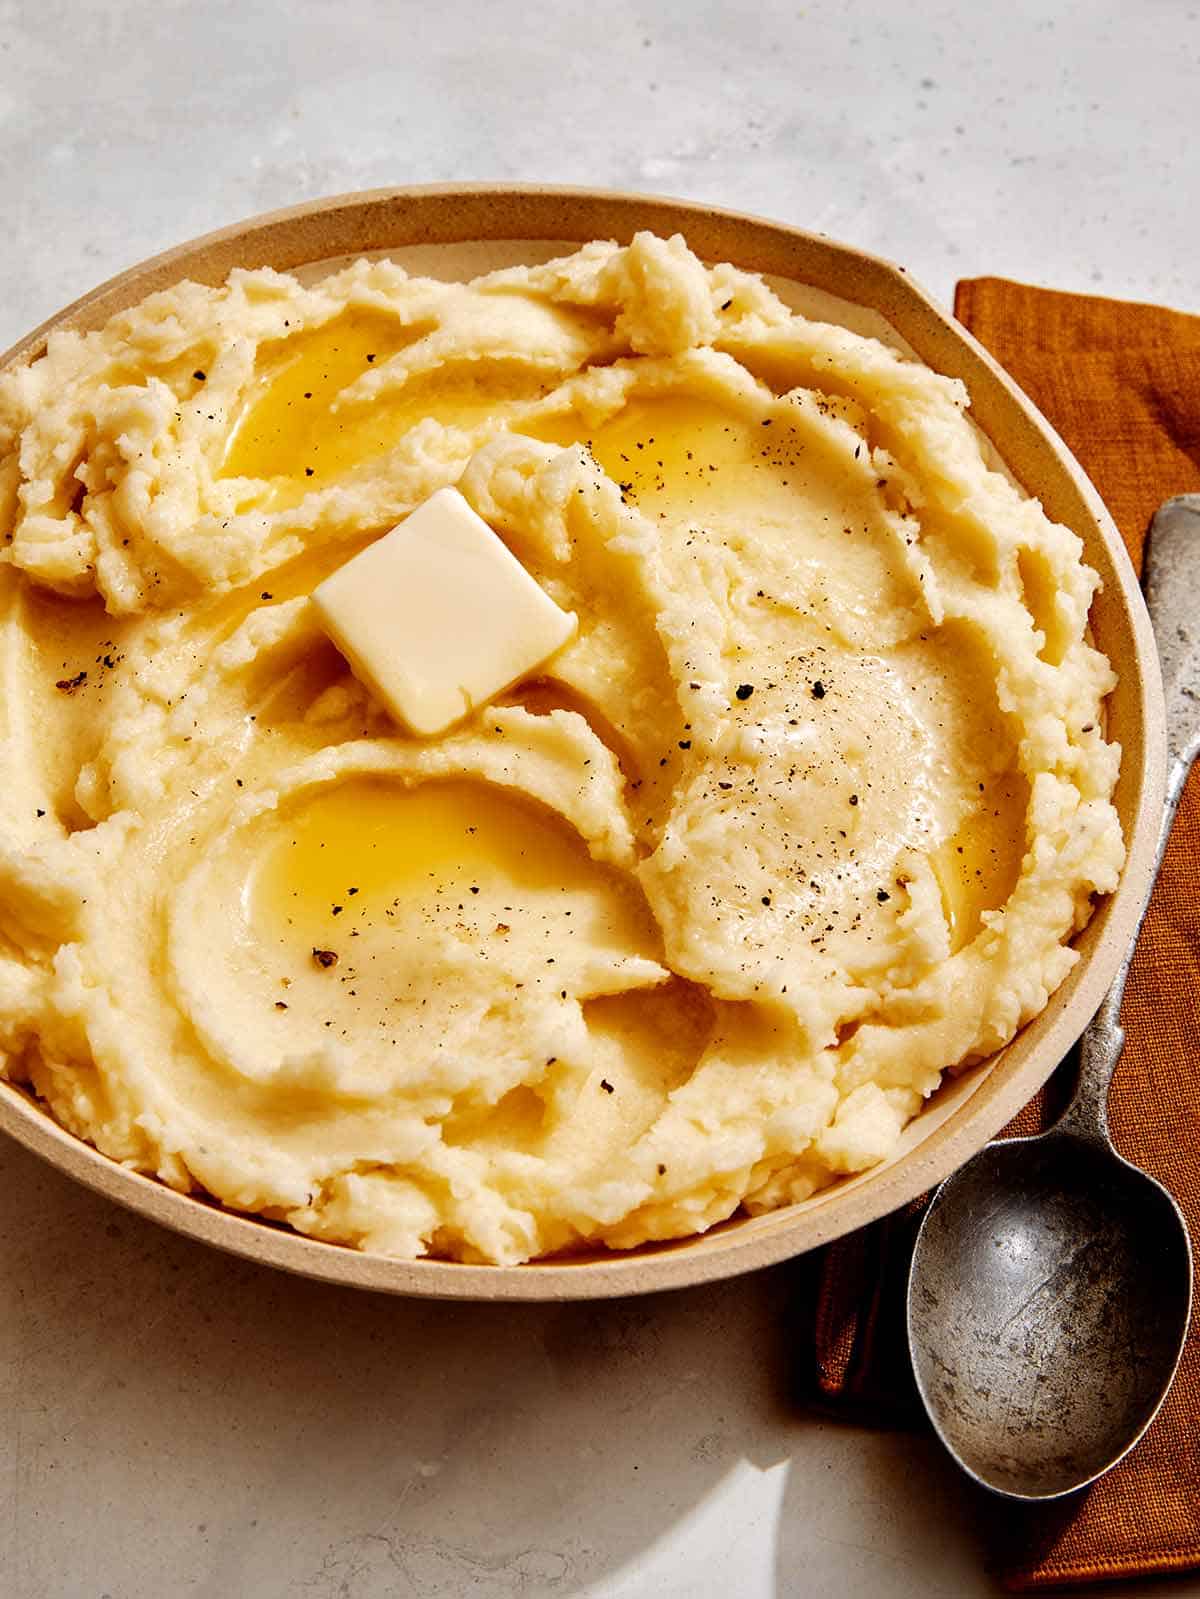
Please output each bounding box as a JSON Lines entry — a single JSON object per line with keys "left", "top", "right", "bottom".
{"left": 0, "top": 233, "right": 1124, "bottom": 1264}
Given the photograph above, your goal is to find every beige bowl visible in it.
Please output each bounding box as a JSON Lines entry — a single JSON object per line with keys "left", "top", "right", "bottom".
{"left": 0, "top": 186, "right": 1165, "bottom": 1300}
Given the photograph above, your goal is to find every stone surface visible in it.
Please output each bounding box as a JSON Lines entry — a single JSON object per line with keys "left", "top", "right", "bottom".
{"left": 4, "top": 2, "right": 1200, "bottom": 1594}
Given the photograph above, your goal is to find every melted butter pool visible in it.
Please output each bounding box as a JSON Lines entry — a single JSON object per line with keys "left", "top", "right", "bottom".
{"left": 221, "top": 310, "right": 511, "bottom": 508}
{"left": 248, "top": 776, "right": 656, "bottom": 959}
{"left": 532, "top": 392, "right": 823, "bottom": 528}
{"left": 931, "top": 770, "right": 1030, "bottom": 953}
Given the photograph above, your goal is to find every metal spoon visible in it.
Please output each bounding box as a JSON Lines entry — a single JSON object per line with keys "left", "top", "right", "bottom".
{"left": 906, "top": 494, "right": 1199, "bottom": 1502}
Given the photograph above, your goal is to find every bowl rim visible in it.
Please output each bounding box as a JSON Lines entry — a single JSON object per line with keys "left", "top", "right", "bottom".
{"left": 0, "top": 183, "right": 1167, "bottom": 1300}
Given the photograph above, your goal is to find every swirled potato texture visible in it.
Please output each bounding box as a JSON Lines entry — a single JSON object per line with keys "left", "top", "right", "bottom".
{"left": 0, "top": 234, "right": 1123, "bottom": 1263}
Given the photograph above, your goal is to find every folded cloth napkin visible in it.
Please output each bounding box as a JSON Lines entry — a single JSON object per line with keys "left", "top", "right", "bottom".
{"left": 797, "top": 277, "right": 1200, "bottom": 1591}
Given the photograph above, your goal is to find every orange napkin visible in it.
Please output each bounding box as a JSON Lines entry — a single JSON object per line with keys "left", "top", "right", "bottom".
{"left": 797, "top": 278, "right": 1200, "bottom": 1590}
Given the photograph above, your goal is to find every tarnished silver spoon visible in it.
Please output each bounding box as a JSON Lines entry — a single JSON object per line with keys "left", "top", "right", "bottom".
{"left": 906, "top": 494, "right": 1199, "bottom": 1501}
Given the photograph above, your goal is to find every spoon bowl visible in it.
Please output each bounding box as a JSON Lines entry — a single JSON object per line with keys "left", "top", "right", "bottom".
{"left": 909, "top": 1124, "right": 1193, "bottom": 1500}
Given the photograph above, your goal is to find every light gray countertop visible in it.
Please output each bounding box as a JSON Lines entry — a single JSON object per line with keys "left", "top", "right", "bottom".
{"left": 4, "top": 2, "right": 1199, "bottom": 1594}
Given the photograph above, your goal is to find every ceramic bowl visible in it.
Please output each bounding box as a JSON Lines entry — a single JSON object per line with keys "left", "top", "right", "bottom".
{"left": 0, "top": 186, "right": 1165, "bottom": 1300}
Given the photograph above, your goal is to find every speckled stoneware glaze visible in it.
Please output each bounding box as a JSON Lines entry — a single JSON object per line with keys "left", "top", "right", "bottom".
{"left": 0, "top": 186, "right": 1166, "bottom": 1300}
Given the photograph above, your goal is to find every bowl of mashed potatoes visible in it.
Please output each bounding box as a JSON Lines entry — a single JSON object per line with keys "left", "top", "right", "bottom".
{"left": 0, "top": 187, "right": 1164, "bottom": 1298}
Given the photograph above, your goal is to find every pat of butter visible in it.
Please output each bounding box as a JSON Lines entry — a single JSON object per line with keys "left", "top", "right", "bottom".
{"left": 311, "top": 487, "right": 577, "bottom": 737}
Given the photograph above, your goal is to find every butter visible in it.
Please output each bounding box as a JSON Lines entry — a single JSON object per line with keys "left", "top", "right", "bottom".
{"left": 312, "top": 486, "right": 577, "bottom": 736}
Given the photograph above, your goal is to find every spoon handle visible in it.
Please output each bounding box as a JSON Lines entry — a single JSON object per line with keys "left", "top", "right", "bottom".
{"left": 1062, "top": 495, "right": 1200, "bottom": 1142}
